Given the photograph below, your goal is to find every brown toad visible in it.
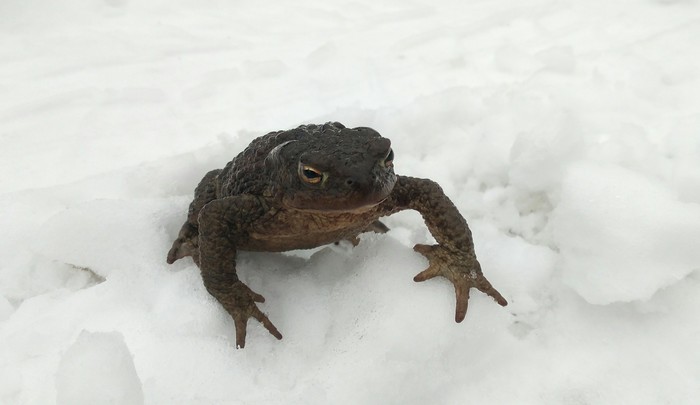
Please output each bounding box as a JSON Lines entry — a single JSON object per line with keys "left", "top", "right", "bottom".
{"left": 167, "top": 122, "right": 507, "bottom": 348}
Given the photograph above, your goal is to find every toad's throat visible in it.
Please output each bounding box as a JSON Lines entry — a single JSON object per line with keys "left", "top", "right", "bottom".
{"left": 282, "top": 185, "right": 393, "bottom": 213}
{"left": 288, "top": 198, "right": 386, "bottom": 214}
{"left": 281, "top": 173, "right": 396, "bottom": 213}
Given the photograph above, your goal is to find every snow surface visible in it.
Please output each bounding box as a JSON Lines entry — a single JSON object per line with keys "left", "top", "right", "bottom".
{"left": 1, "top": 0, "right": 700, "bottom": 404}
{"left": 56, "top": 331, "right": 144, "bottom": 405}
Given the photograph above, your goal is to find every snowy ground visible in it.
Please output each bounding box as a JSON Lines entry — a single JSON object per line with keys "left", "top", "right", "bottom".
{"left": 1, "top": 0, "right": 700, "bottom": 404}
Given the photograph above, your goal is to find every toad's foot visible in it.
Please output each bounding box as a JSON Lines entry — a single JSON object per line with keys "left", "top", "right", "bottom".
{"left": 167, "top": 223, "right": 198, "bottom": 264}
{"left": 413, "top": 244, "right": 507, "bottom": 322}
{"left": 223, "top": 281, "right": 283, "bottom": 348}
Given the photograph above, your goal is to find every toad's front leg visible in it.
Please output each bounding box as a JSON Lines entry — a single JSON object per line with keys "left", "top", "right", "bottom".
{"left": 198, "top": 195, "right": 282, "bottom": 348}
{"left": 382, "top": 176, "right": 507, "bottom": 322}
{"left": 412, "top": 243, "right": 506, "bottom": 322}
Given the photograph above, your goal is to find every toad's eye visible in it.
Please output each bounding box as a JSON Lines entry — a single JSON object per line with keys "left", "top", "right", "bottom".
{"left": 300, "top": 164, "right": 324, "bottom": 184}
{"left": 383, "top": 149, "right": 394, "bottom": 168}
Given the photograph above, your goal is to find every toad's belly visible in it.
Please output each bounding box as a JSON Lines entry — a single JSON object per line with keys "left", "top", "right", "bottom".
{"left": 240, "top": 209, "right": 380, "bottom": 252}
{"left": 242, "top": 231, "right": 357, "bottom": 252}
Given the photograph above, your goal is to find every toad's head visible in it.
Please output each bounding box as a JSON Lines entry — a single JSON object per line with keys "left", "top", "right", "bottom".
{"left": 266, "top": 123, "right": 397, "bottom": 213}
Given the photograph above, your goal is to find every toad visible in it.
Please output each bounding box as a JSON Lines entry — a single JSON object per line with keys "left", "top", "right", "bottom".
{"left": 167, "top": 122, "right": 507, "bottom": 348}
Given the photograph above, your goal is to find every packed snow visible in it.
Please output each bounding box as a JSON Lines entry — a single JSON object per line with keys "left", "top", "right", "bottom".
{"left": 1, "top": 0, "right": 700, "bottom": 404}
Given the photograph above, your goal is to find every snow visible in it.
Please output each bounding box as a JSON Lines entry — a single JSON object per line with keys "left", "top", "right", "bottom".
{"left": 56, "top": 331, "right": 144, "bottom": 405}
{"left": 552, "top": 161, "right": 700, "bottom": 305}
{"left": 1, "top": 0, "right": 700, "bottom": 404}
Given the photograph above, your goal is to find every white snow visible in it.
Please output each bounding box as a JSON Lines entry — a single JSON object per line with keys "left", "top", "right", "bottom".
{"left": 552, "top": 161, "right": 700, "bottom": 305}
{"left": 56, "top": 331, "right": 144, "bottom": 405}
{"left": 1, "top": 0, "right": 700, "bottom": 404}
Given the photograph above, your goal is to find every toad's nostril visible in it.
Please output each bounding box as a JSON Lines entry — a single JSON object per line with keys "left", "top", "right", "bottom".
{"left": 345, "top": 178, "right": 355, "bottom": 186}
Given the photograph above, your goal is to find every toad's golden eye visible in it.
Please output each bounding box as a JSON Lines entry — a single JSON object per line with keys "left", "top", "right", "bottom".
{"left": 300, "top": 164, "right": 323, "bottom": 184}
{"left": 383, "top": 148, "right": 394, "bottom": 168}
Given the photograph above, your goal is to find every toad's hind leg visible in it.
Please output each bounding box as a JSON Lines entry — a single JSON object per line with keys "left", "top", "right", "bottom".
{"left": 167, "top": 169, "right": 221, "bottom": 265}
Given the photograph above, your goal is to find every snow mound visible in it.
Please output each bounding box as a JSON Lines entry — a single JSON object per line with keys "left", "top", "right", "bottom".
{"left": 552, "top": 161, "right": 700, "bottom": 304}
{"left": 56, "top": 331, "right": 144, "bottom": 405}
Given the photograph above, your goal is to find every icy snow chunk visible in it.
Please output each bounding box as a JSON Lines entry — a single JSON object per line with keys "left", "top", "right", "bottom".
{"left": 551, "top": 161, "right": 700, "bottom": 304}
{"left": 56, "top": 331, "right": 143, "bottom": 405}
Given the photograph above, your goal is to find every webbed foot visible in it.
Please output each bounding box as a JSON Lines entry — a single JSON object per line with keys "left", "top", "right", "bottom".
{"left": 413, "top": 244, "right": 507, "bottom": 322}
{"left": 224, "top": 281, "right": 283, "bottom": 348}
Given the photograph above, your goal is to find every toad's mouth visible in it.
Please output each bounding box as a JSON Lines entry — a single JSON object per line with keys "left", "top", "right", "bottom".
{"left": 289, "top": 196, "right": 388, "bottom": 214}
{"left": 282, "top": 185, "right": 393, "bottom": 214}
